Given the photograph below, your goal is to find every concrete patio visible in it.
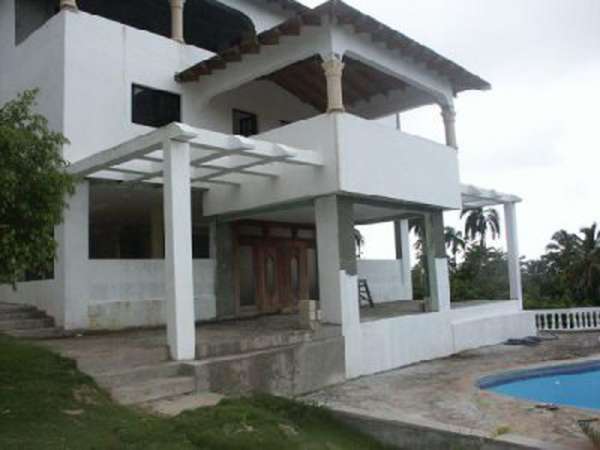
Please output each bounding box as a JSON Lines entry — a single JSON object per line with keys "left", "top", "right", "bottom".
{"left": 304, "top": 332, "right": 600, "bottom": 450}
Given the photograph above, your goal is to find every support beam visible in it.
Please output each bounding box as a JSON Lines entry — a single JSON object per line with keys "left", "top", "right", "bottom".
{"left": 504, "top": 202, "right": 523, "bottom": 307}
{"left": 424, "top": 211, "right": 451, "bottom": 312}
{"left": 321, "top": 54, "right": 346, "bottom": 113}
{"left": 441, "top": 104, "right": 458, "bottom": 149}
{"left": 394, "top": 219, "right": 413, "bottom": 300}
{"left": 315, "top": 195, "right": 359, "bottom": 329}
{"left": 163, "top": 139, "right": 195, "bottom": 361}
{"left": 60, "top": 0, "right": 78, "bottom": 11}
{"left": 170, "top": 0, "right": 186, "bottom": 44}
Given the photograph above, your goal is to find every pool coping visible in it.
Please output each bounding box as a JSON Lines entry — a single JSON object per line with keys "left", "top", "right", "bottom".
{"left": 478, "top": 357, "right": 600, "bottom": 389}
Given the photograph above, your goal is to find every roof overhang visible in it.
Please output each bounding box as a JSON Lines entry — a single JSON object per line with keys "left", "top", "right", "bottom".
{"left": 461, "top": 184, "right": 522, "bottom": 209}
{"left": 177, "top": 0, "right": 491, "bottom": 95}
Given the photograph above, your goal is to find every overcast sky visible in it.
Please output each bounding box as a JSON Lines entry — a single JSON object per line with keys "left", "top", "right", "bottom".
{"left": 300, "top": 0, "right": 600, "bottom": 260}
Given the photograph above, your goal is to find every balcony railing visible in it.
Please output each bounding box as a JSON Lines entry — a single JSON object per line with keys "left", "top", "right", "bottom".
{"left": 534, "top": 308, "right": 600, "bottom": 331}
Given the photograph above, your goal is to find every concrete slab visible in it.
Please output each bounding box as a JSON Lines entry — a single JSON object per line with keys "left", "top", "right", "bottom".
{"left": 305, "top": 332, "right": 600, "bottom": 450}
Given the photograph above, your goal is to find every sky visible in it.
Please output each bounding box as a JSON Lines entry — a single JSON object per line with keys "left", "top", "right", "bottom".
{"left": 299, "top": 0, "right": 600, "bottom": 261}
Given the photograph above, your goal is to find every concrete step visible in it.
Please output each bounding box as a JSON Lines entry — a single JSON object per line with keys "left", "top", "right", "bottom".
{"left": 111, "top": 376, "right": 196, "bottom": 405}
{"left": 0, "top": 317, "right": 54, "bottom": 330}
{"left": 0, "top": 310, "right": 46, "bottom": 320}
{"left": 0, "top": 303, "right": 36, "bottom": 313}
{"left": 94, "top": 363, "right": 188, "bottom": 389}
{"left": 77, "top": 347, "right": 170, "bottom": 375}
{"left": 141, "top": 392, "right": 224, "bottom": 417}
{"left": 5, "top": 327, "right": 68, "bottom": 340}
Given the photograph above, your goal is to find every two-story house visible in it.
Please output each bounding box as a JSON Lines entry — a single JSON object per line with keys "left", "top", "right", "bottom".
{"left": 0, "top": 0, "right": 535, "bottom": 382}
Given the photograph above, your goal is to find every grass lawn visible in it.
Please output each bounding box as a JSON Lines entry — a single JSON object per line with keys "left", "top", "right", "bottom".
{"left": 0, "top": 335, "right": 392, "bottom": 450}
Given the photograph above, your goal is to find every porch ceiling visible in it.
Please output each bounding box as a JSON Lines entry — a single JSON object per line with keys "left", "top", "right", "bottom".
{"left": 176, "top": 0, "right": 490, "bottom": 95}
{"left": 261, "top": 55, "right": 408, "bottom": 113}
{"left": 68, "top": 123, "right": 324, "bottom": 188}
{"left": 461, "top": 184, "right": 522, "bottom": 209}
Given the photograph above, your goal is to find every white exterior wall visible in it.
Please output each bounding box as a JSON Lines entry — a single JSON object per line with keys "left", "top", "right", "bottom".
{"left": 0, "top": 3, "right": 65, "bottom": 136}
{"left": 337, "top": 114, "right": 462, "bottom": 209}
{"left": 87, "top": 260, "right": 216, "bottom": 330}
{"left": 357, "top": 260, "right": 412, "bottom": 302}
{"left": 346, "top": 301, "right": 536, "bottom": 379}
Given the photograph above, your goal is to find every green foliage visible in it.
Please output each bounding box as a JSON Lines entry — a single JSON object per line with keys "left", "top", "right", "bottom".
{"left": 450, "top": 245, "right": 509, "bottom": 301}
{"left": 523, "top": 223, "right": 600, "bottom": 307}
{"left": 0, "top": 90, "right": 75, "bottom": 286}
{"left": 461, "top": 207, "right": 500, "bottom": 248}
{"left": 0, "top": 335, "right": 391, "bottom": 450}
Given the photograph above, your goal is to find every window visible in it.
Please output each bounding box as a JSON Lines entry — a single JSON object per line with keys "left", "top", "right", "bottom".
{"left": 132, "top": 84, "right": 181, "bottom": 128}
{"left": 233, "top": 109, "right": 258, "bottom": 137}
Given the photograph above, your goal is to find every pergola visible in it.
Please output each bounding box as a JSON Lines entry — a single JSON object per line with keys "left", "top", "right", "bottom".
{"left": 68, "top": 123, "right": 324, "bottom": 360}
{"left": 461, "top": 183, "right": 523, "bottom": 305}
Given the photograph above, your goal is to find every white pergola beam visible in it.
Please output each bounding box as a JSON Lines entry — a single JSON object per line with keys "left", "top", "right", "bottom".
{"left": 461, "top": 183, "right": 521, "bottom": 208}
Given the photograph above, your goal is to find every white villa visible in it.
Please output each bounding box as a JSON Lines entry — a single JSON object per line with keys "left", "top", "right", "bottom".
{"left": 0, "top": 0, "right": 535, "bottom": 382}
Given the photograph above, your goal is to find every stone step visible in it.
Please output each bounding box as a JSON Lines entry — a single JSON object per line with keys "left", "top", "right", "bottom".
{"left": 0, "top": 310, "right": 46, "bottom": 321}
{"left": 111, "top": 376, "right": 196, "bottom": 405}
{"left": 94, "top": 362, "right": 188, "bottom": 389}
{"left": 77, "top": 348, "right": 170, "bottom": 375}
{"left": 5, "top": 327, "right": 68, "bottom": 340}
{"left": 141, "top": 392, "right": 224, "bottom": 417}
{"left": 0, "top": 303, "right": 36, "bottom": 313}
{"left": 0, "top": 317, "right": 54, "bottom": 330}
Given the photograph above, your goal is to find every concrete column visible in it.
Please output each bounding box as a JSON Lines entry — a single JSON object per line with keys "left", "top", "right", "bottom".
{"left": 150, "top": 205, "right": 164, "bottom": 259}
{"left": 322, "top": 54, "right": 345, "bottom": 113}
{"left": 504, "top": 202, "right": 523, "bottom": 307}
{"left": 163, "top": 139, "right": 195, "bottom": 361}
{"left": 214, "top": 222, "right": 236, "bottom": 319}
{"left": 56, "top": 180, "right": 89, "bottom": 329}
{"left": 424, "top": 211, "right": 451, "bottom": 312}
{"left": 170, "top": 0, "right": 186, "bottom": 43}
{"left": 314, "top": 195, "right": 359, "bottom": 328}
{"left": 60, "top": 0, "right": 78, "bottom": 10}
{"left": 394, "top": 219, "right": 413, "bottom": 300}
{"left": 441, "top": 105, "right": 458, "bottom": 149}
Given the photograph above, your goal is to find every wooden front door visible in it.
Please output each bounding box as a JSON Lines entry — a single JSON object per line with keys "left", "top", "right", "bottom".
{"left": 235, "top": 221, "right": 315, "bottom": 316}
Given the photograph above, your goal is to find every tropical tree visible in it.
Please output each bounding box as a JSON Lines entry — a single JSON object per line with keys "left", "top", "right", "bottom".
{"left": 444, "top": 226, "right": 466, "bottom": 258}
{"left": 0, "top": 90, "right": 75, "bottom": 287}
{"left": 461, "top": 207, "right": 501, "bottom": 247}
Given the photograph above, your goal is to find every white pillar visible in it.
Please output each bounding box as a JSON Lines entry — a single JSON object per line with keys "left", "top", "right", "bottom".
{"left": 60, "top": 0, "right": 78, "bottom": 10}
{"left": 315, "top": 196, "right": 359, "bottom": 329}
{"left": 394, "top": 219, "right": 413, "bottom": 300}
{"left": 170, "top": 0, "right": 186, "bottom": 43}
{"left": 441, "top": 105, "right": 458, "bottom": 149}
{"left": 322, "top": 54, "right": 345, "bottom": 113}
{"left": 163, "top": 139, "right": 195, "bottom": 361}
{"left": 424, "top": 212, "right": 451, "bottom": 312}
{"left": 504, "top": 202, "right": 523, "bottom": 307}
{"left": 56, "top": 180, "right": 89, "bottom": 329}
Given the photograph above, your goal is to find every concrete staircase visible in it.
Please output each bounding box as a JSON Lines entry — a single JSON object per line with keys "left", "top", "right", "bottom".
{"left": 0, "top": 303, "right": 66, "bottom": 339}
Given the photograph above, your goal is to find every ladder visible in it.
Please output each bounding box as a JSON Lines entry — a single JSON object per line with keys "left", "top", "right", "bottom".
{"left": 358, "top": 278, "right": 375, "bottom": 308}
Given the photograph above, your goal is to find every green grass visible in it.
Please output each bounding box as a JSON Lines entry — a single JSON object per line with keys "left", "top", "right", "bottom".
{"left": 0, "top": 335, "right": 391, "bottom": 450}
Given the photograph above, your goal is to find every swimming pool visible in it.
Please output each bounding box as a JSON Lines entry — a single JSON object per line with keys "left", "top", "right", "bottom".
{"left": 479, "top": 360, "right": 600, "bottom": 411}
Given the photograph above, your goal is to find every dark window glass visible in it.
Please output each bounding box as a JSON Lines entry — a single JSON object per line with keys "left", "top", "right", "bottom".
{"left": 233, "top": 109, "right": 258, "bottom": 137}
{"left": 132, "top": 84, "right": 181, "bottom": 128}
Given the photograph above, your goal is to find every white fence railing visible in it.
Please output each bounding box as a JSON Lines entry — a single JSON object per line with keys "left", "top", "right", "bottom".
{"left": 534, "top": 308, "right": 600, "bottom": 331}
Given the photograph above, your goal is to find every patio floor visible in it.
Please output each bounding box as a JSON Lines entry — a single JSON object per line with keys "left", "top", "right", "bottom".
{"left": 304, "top": 332, "right": 600, "bottom": 449}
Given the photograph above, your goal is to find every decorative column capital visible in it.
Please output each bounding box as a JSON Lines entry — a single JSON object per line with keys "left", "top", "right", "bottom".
{"left": 440, "top": 105, "right": 456, "bottom": 122}
{"left": 321, "top": 54, "right": 345, "bottom": 113}
{"left": 60, "top": 0, "right": 78, "bottom": 11}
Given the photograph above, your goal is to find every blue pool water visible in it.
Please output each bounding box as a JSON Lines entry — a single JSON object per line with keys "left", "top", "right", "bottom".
{"left": 479, "top": 361, "right": 600, "bottom": 411}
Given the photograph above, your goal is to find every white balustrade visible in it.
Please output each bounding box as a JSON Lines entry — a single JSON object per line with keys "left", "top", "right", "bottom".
{"left": 534, "top": 308, "right": 600, "bottom": 332}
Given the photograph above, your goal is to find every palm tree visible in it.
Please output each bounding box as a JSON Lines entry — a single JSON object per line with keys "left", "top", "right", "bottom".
{"left": 461, "top": 207, "right": 501, "bottom": 248}
{"left": 444, "top": 226, "right": 466, "bottom": 258}
{"left": 578, "top": 223, "right": 600, "bottom": 299}
{"left": 353, "top": 228, "right": 365, "bottom": 258}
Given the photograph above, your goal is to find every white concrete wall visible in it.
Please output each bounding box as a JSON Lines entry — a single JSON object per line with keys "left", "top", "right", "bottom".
{"left": 217, "top": 0, "right": 295, "bottom": 33}
{"left": 0, "top": 3, "right": 65, "bottom": 136}
{"left": 337, "top": 114, "right": 462, "bottom": 210}
{"left": 345, "top": 301, "right": 536, "bottom": 378}
{"left": 203, "top": 114, "right": 340, "bottom": 216}
{"left": 87, "top": 259, "right": 216, "bottom": 330}
{"left": 357, "top": 260, "right": 412, "bottom": 302}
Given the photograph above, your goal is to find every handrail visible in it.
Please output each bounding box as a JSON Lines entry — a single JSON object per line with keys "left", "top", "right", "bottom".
{"left": 533, "top": 308, "right": 600, "bottom": 331}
